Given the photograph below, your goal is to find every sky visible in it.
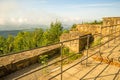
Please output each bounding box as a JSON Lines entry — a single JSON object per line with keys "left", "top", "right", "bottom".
{"left": 0, "top": 0, "right": 120, "bottom": 27}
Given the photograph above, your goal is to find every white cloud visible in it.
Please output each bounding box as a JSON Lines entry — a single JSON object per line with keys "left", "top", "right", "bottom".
{"left": 0, "top": 1, "right": 19, "bottom": 16}
{"left": 0, "top": 0, "right": 91, "bottom": 26}
{"left": 0, "top": 0, "right": 119, "bottom": 28}
{"left": 0, "top": 1, "right": 21, "bottom": 25}
{"left": 0, "top": 18, "right": 5, "bottom": 25}
{"left": 67, "top": 2, "right": 120, "bottom": 8}
{"left": 0, "top": 0, "right": 58, "bottom": 25}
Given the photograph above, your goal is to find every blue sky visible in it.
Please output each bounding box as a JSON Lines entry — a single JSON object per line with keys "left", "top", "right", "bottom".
{"left": 0, "top": 0, "right": 120, "bottom": 26}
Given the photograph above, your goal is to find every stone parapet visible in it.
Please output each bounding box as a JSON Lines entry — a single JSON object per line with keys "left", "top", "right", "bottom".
{"left": 0, "top": 45, "right": 60, "bottom": 77}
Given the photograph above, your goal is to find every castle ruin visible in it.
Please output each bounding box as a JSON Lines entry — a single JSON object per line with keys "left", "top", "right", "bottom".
{"left": 103, "top": 17, "right": 120, "bottom": 26}
{"left": 60, "top": 17, "right": 120, "bottom": 53}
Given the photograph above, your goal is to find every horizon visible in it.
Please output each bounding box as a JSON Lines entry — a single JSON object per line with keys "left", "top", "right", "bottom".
{"left": 0, "top": 0, "right": 120, "bottom": 30}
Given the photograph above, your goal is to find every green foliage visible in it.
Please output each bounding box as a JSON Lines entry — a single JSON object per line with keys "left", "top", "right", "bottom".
{"left": 13, "top": 31, "right": 32, "bottom": 52}
{"left": 49, "top": 21, "right": 63, "bottom": 42}
{"left": 5, "top": 35, "right": 14, "bottom": 53}
{"left": 38, "top": 55, "right": 49, "bottom": 74}
{"left": 91, "top": 37, "right": 101, "bottom": 47}
{"left": 0, "top": 21, "right": 64, "bottom": 55}
{"left": 0, "top": 36, "right": 6, "bottom": 54}
{"left": 84, "top": 20, "right": 103, "bottom": 24}
{"left": 62, "top": 47, "right": 82, "bottom": 64}
{"left": 32, "top": 28, "right": 44, "bottom": 47}
{"left": 38, "top": 55, "right": 48, "bottom": 65}
{"left": 42, "top": 21, "right": 63, "bottom": 45}
{"left": 90, "top": 20, "right": 103, "bottom": 24}
{"left": 70, "top": 24, "right": 77, "bottom": 30}
{"left": 63, "top": 29, "right": 69, "bottom": 33}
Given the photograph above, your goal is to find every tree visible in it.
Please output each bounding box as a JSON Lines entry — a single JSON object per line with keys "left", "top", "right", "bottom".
{"left": 13, "top": 32, "right": 24, "bottom": 52}
{"left": 5, "top": 35, "right": 14, "bottom": 53}
{"left": 0, "top": 21, "right": 64, "bottom": 55}
{"left": 42, "top": 21, "right": 63, "bottom": 45}
{"left": 22, "top": 31, "right": 32, "bottom": 49}
{"left": 63, "top": 29, "right": 69, "bottom": 33}
{"left": 71, "top": 24, "right": 77, "bottom": 29}
{"left": 13, "top": 31, "right": 32, "bottom": 51}
{"left": 70, "top": 24, "right": 77, "bottom": 30}
{"left": 32, "top": 28, "right": 44, "bottom": 47}
{"left": 90, "top": 20, "right": 103, "bottom": 24}
{"left": 42, "top": 30, "right": 51, "bottom": 46}
{"left": 0, "top": 36, "right": 6, "bottom": 54}
{"left": 49, "top": 21, "right": 63, "bottom": 42}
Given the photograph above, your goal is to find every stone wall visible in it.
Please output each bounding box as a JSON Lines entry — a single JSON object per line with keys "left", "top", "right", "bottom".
{"left": 103, "top": 17, "right": 120, "bottom": 26}
{"left": 76, "top": 17, "right": 120, "bottom": 36}
{"left": 60, "top": 31, "right": 93, "bottom": 53}
{"left": 76, "top": 24, "right": 114, "bottom": 36}
{"left": 76, "top": 24, "right": 101, "bottom": 34}
{"left": 0, "top": 45, "right": 60, "bottom": 77}
{"left": 60, "top": 17, "right": 120, "bottom": 54}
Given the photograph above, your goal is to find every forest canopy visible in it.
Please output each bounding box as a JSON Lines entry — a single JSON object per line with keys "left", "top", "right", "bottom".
{"left": 0, "top": 21, "right": 63, "bottom": 55}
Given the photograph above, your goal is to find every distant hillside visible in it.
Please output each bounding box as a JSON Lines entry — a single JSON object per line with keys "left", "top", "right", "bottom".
{"left": 0, "top": 24, "right": 49, "bottom": 38}
{"left": 0, "top": 24, "right": 70, "bottom": 38}
{"left": 0, "top": 24, "right": 48, "bottom": 30}
{"left": 0, "top": 30, "right": 22, "bottom": 38}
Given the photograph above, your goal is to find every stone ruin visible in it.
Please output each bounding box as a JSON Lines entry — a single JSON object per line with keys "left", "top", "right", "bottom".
{"left": 76, "top": 17, "right": 120, "bottom": 35}
{"left": 60, "top": 17, "right": 120, "bottom": 53}
{"left": 103, "top": 17, "right": 120, "bottom": 26}
{"left": 76, "top": 24, "right": 101, "bottom": 34}
{"left": 60, "top": 31, "right": 94, "bottom": 53}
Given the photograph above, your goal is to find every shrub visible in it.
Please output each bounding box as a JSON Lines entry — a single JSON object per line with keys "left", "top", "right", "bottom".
{"left": 38, "top": 55, "right": 48, "bottom": 65}
{"left": 91, "top": 37, "right": 101, "bottom": 47}
{"left": 62, "top": 47, "right": 82, "bottom": 64}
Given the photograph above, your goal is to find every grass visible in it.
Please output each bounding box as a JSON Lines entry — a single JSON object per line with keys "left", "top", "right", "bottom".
{"left": 62, "top": 47, "right": 83, "bottom": 64}
{"left": 91, "top": 37, "right": 101, "bottom": 47}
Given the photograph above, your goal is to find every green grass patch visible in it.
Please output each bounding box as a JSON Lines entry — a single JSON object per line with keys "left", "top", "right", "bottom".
{"left": 62, "top": 47, "right": 83, "bottom": 64}
{"left": 91, "top": 37, "right": 101, "bottom": 47}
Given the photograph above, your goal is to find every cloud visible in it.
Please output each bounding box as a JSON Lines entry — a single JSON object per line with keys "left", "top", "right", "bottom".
{"left": 0, "top": 0, "right": 119, "bottom": 27}
{"left": 0, "top": 18, "right": 5, "bottom": 25}
{"left": 67, "top": 2, "right": 120, "bottom": 8}
{"left": 0, "top": 0, "right": 55, "bottom": 25}
{"left": 0, "top": 0, "right": 21, "bottom": 25}
{"left": 0, "top": 1, "right": 19, "bottom": 16}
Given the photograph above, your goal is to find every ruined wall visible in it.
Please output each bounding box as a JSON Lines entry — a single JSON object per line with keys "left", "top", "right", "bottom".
{"left": 76, "top": 24, "right": 113, "bottom": 36}
{"left": 60, "top": 17, "right": 120, "bottom": 54}
{"left": 76, "top": 24, "right": 101, "bottom": 34}
{"left": 0, "top": 45, "right": 60, "bottom": 77}
{"left": 103, "top": 17, "right": 120, "bottom": 26}
{"left": 76, "top": 17, "right": 120, "bottom": 36}
{"left": 60, "top": 31, "right": 80, "bottom": 53}
{"left": 60, "top": 31, "right": 93, "bottom": 53}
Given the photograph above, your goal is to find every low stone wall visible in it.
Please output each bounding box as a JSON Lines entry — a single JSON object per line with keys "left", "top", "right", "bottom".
{"left": 0, "top": 44, "right": 60, "bottom": 77}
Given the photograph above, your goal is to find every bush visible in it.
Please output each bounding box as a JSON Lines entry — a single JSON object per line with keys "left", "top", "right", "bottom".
{"left": 62, "top": 47, "right": 82, "bottom": 64}
{"left": 38, "top": 55, "right": 48, "bottom": 65}
{"left": 91, "top": 37, "right": 101, "bottom": 47}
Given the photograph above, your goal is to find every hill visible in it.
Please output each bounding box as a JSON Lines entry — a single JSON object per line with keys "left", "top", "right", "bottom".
{"left": 0, "top": 30, "right": 22, "bottom": 38}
